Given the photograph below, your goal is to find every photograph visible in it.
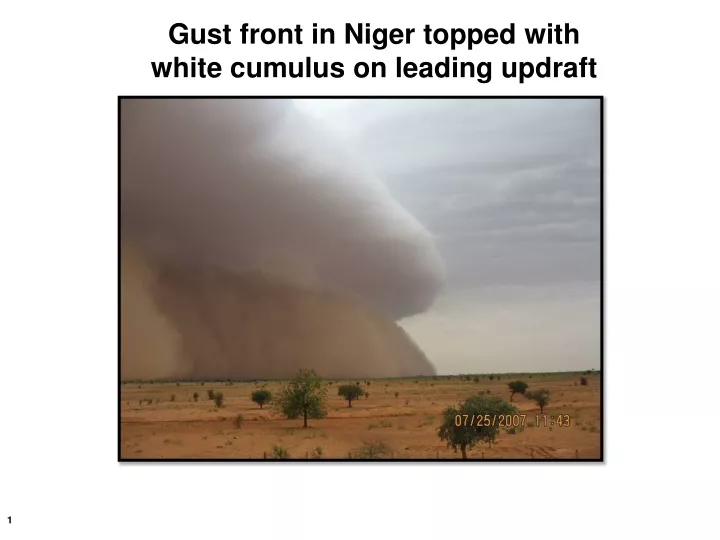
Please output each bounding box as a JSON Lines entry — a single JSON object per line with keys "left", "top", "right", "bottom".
{"left": 119, "top": 96, "right": 602, "bottom": 460}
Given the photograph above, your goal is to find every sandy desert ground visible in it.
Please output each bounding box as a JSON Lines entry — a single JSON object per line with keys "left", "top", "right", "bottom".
{"left": 120, "top": 372, "right": 601, "bottom": 460}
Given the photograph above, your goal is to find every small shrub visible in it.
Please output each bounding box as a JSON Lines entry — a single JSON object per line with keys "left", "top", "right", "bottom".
{"left": 352, "top": 440, "right": 391, "bottom": 459}
{"left": 193, "top": 392, "right": 199, "bottom": 401}
{"left": 312, "top": 446, "right": 323, "bottom": 459}
{"left": 170, "top": 394, "right": 176, "bottom": 402}
{"left": 365, "top": 392, "right": 370, "bottom": 399}
{"left": 394, "top": 392, "right": 399, "bottom": 398}
{"left": 207, "top": 389, "right": 215, "bottom": 400}
{"left": 272, "top": 445, "right": 289, "bottom": 459}
{"left": 473, "top": 377, "right": 480, "bottom": 383}
{"left": 213, "top": 392, "right": 225, "bottom": 408}
{"left": 233, "top": 414, "right": 244, "bottom": 428}
{"left": 580, "top": 377, "right": 588, "bottom": 386}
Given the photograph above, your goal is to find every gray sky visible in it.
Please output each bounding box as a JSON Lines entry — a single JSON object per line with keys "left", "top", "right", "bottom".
{"left": 297, "top": 99, "right": 601, "bottom": 374}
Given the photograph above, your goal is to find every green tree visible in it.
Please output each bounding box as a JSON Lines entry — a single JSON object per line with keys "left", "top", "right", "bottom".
{"left": 507, "top": 380, "right": 529, "bottom": 401}
{"left": 438, "top": 394, "right": 518, "bottom": 459}
{"left": 338, "top": 384, "right": 363, "bottom": 407}
{"left": 251, "top": 389, "right": 272, "bottom": 408}
{"left": 273, "top": 369, "right": 328, "bottom": 428}
{"left": 526, "top": 388, "right": 550, "bottom": 414}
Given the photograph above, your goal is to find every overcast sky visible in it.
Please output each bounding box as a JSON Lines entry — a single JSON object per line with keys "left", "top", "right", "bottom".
{"left": 297, "top": 99, "right": 601, "bottom": 374}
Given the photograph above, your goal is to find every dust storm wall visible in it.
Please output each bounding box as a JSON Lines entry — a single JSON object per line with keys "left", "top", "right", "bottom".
{"left": 120, "top": 99, "right": 444, "bottom": 380}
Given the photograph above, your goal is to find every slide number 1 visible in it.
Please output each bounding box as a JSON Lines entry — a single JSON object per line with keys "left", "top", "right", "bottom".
{"left": 7, "top": 517, "right": 10, "bottom": 524}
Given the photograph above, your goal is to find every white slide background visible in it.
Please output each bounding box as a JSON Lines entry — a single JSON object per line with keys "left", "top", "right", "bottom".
{"left": 1, "top": 0, "right": 718, "bottom": 538}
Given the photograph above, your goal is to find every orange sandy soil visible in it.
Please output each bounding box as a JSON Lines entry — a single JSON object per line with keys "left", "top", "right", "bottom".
{"left": 120, "top": 373, "right": 601, "bottom": 460}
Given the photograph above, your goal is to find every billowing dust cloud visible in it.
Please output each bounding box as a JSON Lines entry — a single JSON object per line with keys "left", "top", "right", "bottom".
{"left": 120, "top": 240, "right": 189, "bottom": 379}
{"left": 120, "top": 99, "right": 445, "bottom": 380}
